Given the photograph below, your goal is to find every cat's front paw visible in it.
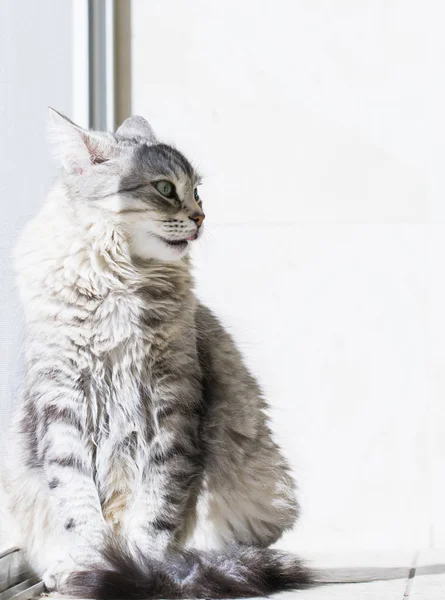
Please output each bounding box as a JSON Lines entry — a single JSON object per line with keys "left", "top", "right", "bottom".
{"left": 42, "top": 547, "right": 101, "bottom": 591}
{"left": 42, "top": 558, "right": 75, "bottom": 591}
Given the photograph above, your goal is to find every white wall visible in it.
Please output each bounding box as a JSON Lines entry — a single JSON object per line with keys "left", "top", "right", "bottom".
{"left": 132, "top": 0, "right": 443, "bottom": 552}
{"left": 0, "top": 0, "right": 73, "bottom": 442}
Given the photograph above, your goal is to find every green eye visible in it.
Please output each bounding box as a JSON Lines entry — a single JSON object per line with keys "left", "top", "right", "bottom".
{"left": 194, "top": 188, "right": 199, "bottom": 201}
{"left": 155, "top": 180, "right": 175, "bottom": 198}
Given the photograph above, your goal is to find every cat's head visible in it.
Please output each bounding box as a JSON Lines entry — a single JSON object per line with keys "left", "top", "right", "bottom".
{"left": 49, "top": 109, "right": 204, "bottom": 262}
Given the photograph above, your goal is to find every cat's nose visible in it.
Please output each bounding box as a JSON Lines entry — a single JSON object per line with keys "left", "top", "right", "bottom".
{"left": 189, "top": 212, "right": 205, "bottom": 228}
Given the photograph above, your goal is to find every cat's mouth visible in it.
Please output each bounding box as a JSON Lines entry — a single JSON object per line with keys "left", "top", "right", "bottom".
{"left": 154, "top": 232, "right": 198, "bottom": 250}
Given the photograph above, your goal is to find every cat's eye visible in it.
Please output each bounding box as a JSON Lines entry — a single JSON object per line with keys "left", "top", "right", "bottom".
{"left": 194, "top": 187, "right": 202, "bottom": 205}
{"left": 154, "top": 180, "right": 175, "bottom": 198}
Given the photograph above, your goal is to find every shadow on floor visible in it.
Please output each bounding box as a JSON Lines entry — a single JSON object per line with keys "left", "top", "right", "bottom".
{"left": 313, "top": 563, "right": 445, "bottom": 584}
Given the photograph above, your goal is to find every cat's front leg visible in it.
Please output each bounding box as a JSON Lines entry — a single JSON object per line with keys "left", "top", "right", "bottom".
{"left": 18, "top": 366, "right": 107, "bottom": 588}
{"left": 125, "top": 371, "right": 203, "bottom": 557}
{"left": 41, "top": 454, "right": 106, "bottom": 591}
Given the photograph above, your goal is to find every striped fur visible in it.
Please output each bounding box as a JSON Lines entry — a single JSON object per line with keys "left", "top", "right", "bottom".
{"left": 0, "top": 112, "right": 311, "bottom": 597}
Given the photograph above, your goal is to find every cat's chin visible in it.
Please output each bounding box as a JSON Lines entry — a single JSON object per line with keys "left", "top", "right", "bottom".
{"left": 129, "top": 231, "right": 191, "bottom": 262}
{"left": 153, "top": 234, "right": 190, "bottom": 253}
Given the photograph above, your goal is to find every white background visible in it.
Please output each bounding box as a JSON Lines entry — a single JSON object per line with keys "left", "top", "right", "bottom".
{"left": 132, "top": 0, "right": 444, "bottom": 552}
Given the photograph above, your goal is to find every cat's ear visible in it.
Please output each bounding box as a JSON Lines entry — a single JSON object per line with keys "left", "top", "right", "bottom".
{"left": 116, "top": 116, "right": 157, "bottom": 143}
{"left": 48, "top": 108, "right": 115, "bottom": 173}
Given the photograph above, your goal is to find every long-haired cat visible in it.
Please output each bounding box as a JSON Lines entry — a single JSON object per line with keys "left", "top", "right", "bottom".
{"left": 1, "top": 110, "right": 311, "bottom": 598}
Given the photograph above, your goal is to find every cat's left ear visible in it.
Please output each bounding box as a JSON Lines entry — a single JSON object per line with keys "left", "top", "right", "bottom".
{"left": 48, "top": 108, "right": 116, "bottom": 173}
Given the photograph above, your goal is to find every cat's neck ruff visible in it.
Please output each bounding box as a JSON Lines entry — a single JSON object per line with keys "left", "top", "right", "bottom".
{"left": 14, "top": 183, "right": 194, "bottom": 327}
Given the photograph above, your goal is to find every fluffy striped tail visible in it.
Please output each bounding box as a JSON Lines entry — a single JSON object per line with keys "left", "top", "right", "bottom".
{"left": 64, "top": 540, "right": 312, "bottom": 599}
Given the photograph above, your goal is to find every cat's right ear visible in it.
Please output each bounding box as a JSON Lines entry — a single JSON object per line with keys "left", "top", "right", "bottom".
{"left": 116, "top": 116, "right": 157, "bottom": 143}
{"left": 48, "top": 108, "right": 115, "bottom": 174}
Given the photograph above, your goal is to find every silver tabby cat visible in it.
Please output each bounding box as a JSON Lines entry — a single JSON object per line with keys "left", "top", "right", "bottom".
{"left": 1, "top": 111, "right": 311, "bottom": 598}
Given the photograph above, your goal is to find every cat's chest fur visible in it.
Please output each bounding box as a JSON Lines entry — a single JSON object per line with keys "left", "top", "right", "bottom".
{"left": 84, "top": 291, "right": 146, "bottom": 405}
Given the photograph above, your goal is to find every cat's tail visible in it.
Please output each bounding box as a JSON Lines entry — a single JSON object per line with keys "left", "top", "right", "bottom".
{"left": 63, "top": 539, "right": 313, "bottom": 599}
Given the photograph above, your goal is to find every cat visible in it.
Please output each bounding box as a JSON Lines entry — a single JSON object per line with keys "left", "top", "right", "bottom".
{"left": 0, "top": 110, "right": 311, "bottom": 598}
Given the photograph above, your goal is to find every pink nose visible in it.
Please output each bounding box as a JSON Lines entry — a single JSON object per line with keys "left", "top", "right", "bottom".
{"left": 190, "top": 213, "right": 205, "bottom": 228}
